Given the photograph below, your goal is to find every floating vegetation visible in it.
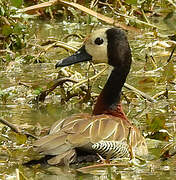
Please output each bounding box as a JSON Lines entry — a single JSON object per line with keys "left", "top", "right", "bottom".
{"left": 0, "top": 0, "right": 176, "bottom": 179}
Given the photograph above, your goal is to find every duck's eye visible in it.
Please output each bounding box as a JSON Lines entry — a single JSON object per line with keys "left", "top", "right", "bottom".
{"left": 94, "top": 37, "right": 104, "bottom": 45}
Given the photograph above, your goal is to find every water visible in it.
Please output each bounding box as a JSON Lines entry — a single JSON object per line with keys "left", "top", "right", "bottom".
{"left": 0, "top": 19, "right": 175, "bottom": 179}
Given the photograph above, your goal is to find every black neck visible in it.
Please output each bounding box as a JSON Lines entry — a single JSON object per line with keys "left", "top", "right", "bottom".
{"left": 100, "top": 66, "right": 129, "bottom": 110}
{"left": 93, "top": 28, "right": 132, "bottom": 115}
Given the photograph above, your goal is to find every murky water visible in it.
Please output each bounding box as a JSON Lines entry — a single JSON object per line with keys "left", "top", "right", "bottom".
{"left": 0, "top": 19, "right": 175, "bottom": 179}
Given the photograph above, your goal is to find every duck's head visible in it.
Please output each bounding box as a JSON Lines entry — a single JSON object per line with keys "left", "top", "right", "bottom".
{"left": 56, "top": 28, "right": 132, "bottom": 71}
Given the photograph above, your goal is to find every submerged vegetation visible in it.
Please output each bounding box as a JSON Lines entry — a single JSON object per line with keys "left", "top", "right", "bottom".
{"left": 0, "top": 0, "right": 176, "bottom": 179}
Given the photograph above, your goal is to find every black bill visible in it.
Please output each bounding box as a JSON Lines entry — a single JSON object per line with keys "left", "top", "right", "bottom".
{"left": 55, "top": 45, "right": 92, "bottom": 68}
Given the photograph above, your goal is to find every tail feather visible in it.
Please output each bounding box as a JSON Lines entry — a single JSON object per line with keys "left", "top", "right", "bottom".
{"left": 47, "top": 149, "right": 76, "bottom": 165}
{"left": 33, "top": 133, "right": 63, "bottom": 147}
{"left": 41, "top": 143, "right": 72, "bottom": 156}
{"left": 35, "top": 134, "right": 67, "bottom": 151}
{"left": 34, "top": 133, "right": 73, "bottom": 156}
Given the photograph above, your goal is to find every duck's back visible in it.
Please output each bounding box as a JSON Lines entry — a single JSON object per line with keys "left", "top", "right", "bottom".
{"left": 34, "top": 113, "right": 148, "bottom": 165}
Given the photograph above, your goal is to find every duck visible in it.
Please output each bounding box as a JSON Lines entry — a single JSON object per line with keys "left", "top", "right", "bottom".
{"left": 33, "top": 28, "right": 148, "bottom": 165}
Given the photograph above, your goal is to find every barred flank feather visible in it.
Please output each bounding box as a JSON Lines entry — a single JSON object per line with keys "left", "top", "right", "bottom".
{"left": 92, "top": 141, "right": 130, "bottom": 158}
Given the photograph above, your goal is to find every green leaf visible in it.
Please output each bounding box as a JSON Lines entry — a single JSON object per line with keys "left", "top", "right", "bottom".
{"left": 2, "top": 25, "right": 13, "bottom": 36}
{"left": 10, "top": 0, "right": 23, "bottom": 8}
{"left": 125, "top": 0, "right": 137, "bottom": 5}
{"left": 150, "top": 115, "right": 166, "bottom": 132}
{"left": 34, "top": 88, "right": 43, "bottom": 95}
{"left": 0, "top": 6, "right": 5, "bottom": 16}
{"left": 13, "top": 23, "right": 23, "bottom": 34}
{"left": 15, "top": 133, "right": 27, "bottom": 145}
{"left": 163, "top": 61, "right": 175, "bottom": 82}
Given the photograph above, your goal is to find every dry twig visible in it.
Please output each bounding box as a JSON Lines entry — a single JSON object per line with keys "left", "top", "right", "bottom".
{"left": 0, "top": 118, "right": 37, "bottom": 139}
{"left": 35, "top": 77, "right": 77, "bottom": 102}
{"left": 21, "top": 0, "right": 139, "bottom": 32}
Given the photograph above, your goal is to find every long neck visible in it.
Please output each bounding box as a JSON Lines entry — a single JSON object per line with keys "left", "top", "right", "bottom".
{"left": 93, "top": 67, "right": 129, "bottom": 120}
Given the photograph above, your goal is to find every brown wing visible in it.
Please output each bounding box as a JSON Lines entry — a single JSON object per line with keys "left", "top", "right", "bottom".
{"left": 34, "top": 113, "right": 147, "bottom": 165}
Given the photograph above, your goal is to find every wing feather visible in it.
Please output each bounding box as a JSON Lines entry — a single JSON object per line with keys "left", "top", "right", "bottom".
{"left": 34, "top": 113, "right": 148, "bottom": 165}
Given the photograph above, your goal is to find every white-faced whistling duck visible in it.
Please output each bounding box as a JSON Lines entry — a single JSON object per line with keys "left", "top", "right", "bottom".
{"left": 33, "top": 28, "right": 148, "bottom": 165}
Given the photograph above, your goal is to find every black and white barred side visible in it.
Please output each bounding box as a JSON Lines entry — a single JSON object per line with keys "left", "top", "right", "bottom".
{"left": 92, "top": 141, "right": 130, "bottom": 159}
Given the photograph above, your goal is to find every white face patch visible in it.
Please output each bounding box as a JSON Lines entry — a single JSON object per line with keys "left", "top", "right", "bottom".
{"left": 85, "top": 28, "right": 108, "bottom": 64}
